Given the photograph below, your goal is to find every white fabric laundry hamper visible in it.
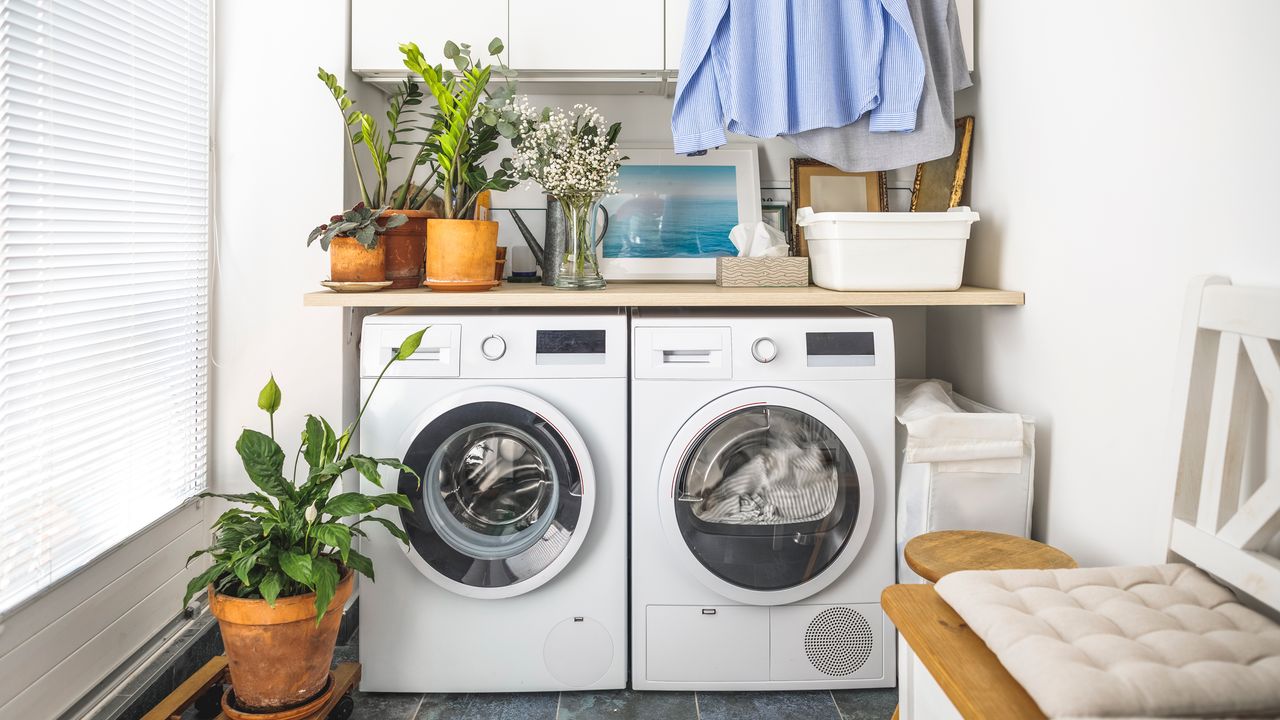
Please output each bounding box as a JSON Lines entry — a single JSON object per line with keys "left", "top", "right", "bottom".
{"left": 895, "top": 381, "right": 1036, "bottom": 583}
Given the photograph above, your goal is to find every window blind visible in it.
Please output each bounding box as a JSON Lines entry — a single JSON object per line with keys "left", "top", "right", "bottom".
{"left": 0, "top": 0, "right": 210, "bottom": 615}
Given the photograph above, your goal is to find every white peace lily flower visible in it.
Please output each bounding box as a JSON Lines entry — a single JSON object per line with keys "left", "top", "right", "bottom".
{"left": 305, "top": 504, "right": 318, "bottom": 523}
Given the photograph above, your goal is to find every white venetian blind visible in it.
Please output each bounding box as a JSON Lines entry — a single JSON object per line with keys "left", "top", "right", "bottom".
{"left": 0, "top": 0, "right": 210, "bottom": 614}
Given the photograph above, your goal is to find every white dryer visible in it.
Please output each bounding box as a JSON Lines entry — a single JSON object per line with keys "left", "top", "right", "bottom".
{"left": 630, "top": 309, "right": 896, "bottom": 690}
{"left": 358, "top": 309, "right": 627, "bottom": 692}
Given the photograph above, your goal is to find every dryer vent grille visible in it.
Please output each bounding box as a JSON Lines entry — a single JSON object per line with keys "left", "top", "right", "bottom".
{"left": 804, "top": 606, "right": 874, "bottom": 676}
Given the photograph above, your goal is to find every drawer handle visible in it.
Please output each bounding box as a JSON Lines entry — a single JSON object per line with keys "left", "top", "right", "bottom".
{"left": 701, "top": 608, "right": 717, "bottom": 615}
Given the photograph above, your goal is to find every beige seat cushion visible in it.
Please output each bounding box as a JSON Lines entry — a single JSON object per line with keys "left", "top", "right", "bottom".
{"left": 934, "top": 564, "right": 1280, "bottom": 718}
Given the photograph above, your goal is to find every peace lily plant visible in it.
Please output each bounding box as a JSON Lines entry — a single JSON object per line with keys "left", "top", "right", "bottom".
{"left": 183, "top": 328, "right": 426, "bottom": 712}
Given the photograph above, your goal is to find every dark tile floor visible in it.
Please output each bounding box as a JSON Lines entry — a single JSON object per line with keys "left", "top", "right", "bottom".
{"left": 334, "top": 633, "right": 898, "bottom": 720}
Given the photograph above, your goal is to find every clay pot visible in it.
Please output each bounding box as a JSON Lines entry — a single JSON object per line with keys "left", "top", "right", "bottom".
{"left": 208, "top": 569, "right": 354, "bottom": 713}
{"left": 329, "top": 236, "right": 385, "bottom": 283}
{"left": 380, "top": 209, "right": 433, "bottom": 289}
{"left": 424, "top": 218, "right": 499, "bottom": 292}
{"left": 494, "top": 246, "right": 508, "bottom": 281}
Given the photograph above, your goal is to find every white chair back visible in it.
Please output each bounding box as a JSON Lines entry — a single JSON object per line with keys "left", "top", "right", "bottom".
{"left": 1167, "top": 276, "right": 1280, "bottom": 611}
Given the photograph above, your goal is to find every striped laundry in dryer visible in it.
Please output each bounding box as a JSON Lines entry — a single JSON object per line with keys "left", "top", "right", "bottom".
{"left": 696, "top": 441, "right": 838, "bottom": 525}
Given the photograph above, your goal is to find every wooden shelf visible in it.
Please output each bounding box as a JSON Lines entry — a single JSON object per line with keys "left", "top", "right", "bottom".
{"left": 304, "top": 283, "right": 1023, "bottom": 308}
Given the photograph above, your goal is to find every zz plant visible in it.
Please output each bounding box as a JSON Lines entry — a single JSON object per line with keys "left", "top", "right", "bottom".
{"left": 184, "top": 328, "right": 428, "bottom": 621}
{"left": 400, "top": 38, "right": 521, "bottom": 219}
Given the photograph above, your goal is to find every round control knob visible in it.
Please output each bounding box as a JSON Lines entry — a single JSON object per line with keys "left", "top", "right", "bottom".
{"left": 751, "top": 337, "right": 778, "bottom": 363}
{"left": 480, "top": 334, "right": 507, "bottom": 361}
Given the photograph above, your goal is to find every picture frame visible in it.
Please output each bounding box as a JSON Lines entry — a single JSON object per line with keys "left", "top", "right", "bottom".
{"left": 789, "top": 159, "right": 888, "bottom": 256}
{"left": 911, "top": 115, "right": 975, "bottom": 211}
{"left": 597, "top": 144, "right": 762, "bottom": 281}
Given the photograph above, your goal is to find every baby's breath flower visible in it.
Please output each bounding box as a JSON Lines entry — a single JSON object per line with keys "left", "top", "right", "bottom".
{"left": 508, "top": 98, "right": 622, "bottom": 198}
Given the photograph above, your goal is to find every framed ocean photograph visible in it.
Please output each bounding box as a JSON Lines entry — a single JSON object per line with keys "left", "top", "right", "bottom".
{"left": 597, "top": 144, "right": 761, "bottom": 281}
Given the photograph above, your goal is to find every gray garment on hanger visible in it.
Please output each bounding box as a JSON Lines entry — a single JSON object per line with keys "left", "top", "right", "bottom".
{"left": 785, "top": 0, "right": 972, "bottom": 172}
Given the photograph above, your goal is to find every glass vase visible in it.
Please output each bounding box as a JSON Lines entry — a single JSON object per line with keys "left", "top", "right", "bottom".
{"left": 553, "top": 194, "right": 607, "bottom": 290}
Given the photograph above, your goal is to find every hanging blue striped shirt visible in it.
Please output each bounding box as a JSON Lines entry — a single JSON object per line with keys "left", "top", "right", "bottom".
{"left": 672, "top": 0, "right": 926, "bottom": 154}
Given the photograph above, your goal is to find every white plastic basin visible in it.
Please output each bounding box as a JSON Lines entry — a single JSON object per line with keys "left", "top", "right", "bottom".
{"left": 797, "top": 207, "right": 980, "bottom": 291}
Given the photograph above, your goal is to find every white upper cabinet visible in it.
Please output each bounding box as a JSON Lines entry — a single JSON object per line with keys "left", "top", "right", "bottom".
{"left": 352, "top": 0, "right": 509, "bottom": 76}
{"left": 508, "top": 1, "right": 664, "bottom": 72}
{"left": 665, "top": 0, "right": 688, "bottom": 71}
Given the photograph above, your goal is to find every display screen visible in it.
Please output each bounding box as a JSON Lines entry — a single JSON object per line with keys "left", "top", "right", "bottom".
{"left": 806, "top": 332, "right": 875, "bottom": 357}
{"left": 536, "top": 329, "right": 607, "bottom": 355}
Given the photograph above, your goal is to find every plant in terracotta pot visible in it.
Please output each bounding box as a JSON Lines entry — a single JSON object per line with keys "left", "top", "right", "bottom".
{"left": 308, "top": 202, "right": 407, "bottom": 285}
{"left": 317, "top": 69, "right": 441, "bottom": 288}
{"left": 183, "top": 328, "right": 425, "bottom": 717}
{"left": 401, "top": 38, "right": 520, "bottom": 291}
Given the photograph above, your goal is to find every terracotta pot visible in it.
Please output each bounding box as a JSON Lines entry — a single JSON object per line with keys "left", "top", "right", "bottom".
{"left": 329, "top": 236, "right": 385, "bottom": 283}
{"left": 424, "top": 218, "right": 499, "bottom": 292}
{"left": 494, "top": 246, "right": 508, "bottom": 281}
{"left": 208, "top": 569, "right": 354, "bottom": 713}
{"left": 380, "top": 209, "right": 433, "bottom": 289}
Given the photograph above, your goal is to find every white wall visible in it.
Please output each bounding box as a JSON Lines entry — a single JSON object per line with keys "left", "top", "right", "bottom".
{"left": 213, "top": 1, "right": 350, "bottom": 493}
{"left": 927, "top": 0, "right": 1280, "bottom": 566}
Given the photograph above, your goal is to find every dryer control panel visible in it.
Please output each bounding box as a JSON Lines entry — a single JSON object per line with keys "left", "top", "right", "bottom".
{"left": 631, "top": 310, "right": 893, "bottom": 382}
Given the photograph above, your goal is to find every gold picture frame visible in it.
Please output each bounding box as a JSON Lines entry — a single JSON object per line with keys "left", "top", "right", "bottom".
{"left": 789, "top": 159, "right": 888, "bottom": 256}
{"left": 910, "top": 116, "right": 974, "bottom": 212}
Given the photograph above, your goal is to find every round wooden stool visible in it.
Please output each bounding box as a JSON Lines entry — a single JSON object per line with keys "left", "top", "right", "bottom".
{"left": 904, "top": 530, "right": 1078, "bottom": 583}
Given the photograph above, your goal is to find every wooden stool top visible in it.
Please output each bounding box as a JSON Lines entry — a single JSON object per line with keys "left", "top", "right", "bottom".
{"left": 904, "top": 530, "right": 1077, "bottom": 583}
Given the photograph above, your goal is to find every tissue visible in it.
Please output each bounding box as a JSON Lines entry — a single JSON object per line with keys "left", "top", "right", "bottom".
{"left": 729, "top": 222, "right": 789, "bottom": 257}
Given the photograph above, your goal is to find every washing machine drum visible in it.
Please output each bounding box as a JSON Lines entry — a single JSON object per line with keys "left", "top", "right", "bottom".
{"left": 660, "top": 387, "right": 875, "bottom": 605}
{"left": 397, "top": 395, "right": 593, "bottom": 598}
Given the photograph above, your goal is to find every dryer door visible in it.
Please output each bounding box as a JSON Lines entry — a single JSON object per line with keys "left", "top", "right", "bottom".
{"left": 396, "top": 387, "right": 595, "bottom": 599}
{"left": 658, "top": 387, "right": 875, "bottom": 605}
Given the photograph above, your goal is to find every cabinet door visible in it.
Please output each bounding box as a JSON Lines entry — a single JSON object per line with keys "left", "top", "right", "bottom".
{"left": 665, "top": 0, "right": 689, "bottom": 71}
{"left": 352, "top": 0, "right": 509, "bottom": 73}
{"left": 509, "top": 0, "right": 663, "bottom": 71}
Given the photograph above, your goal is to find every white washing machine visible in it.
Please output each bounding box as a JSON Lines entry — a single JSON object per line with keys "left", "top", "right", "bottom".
{"left": 630, "top": 309, "right": 896, "bottom": 690}
{"left": 357, "top": 309, "right": 627, "bottom": 692}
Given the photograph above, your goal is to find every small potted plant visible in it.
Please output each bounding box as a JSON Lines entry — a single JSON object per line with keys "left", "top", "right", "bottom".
{"left": 510, "top": 101, "right": 624, "bottom": 290}
{"left": 401, "top": 38, "right": 520, "bottom": 291}
{"left": 317, "top": 70, "right": 442, "bottom": 288}
{"left": 308, "top": 202, "right": 406, "bottom": 286}
{"left": 184, "top": 329, "right": 425, "bottom": 717}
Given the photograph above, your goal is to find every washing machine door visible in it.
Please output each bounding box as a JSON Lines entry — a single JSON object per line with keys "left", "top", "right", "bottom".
{"left": 658, "top": 387, "right": 875, "bottom": 605}
{"left": 395, "top": 387, "right": 595, "bottom": 599}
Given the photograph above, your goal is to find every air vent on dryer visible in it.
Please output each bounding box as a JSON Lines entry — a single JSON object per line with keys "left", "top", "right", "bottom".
{"left": 804, "top": 606, "right": 873, "bottom": 676}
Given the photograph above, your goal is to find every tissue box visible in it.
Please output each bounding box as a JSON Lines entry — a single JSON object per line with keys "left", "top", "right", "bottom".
{"left": 715, "top": 257, "right": 809, "bottom": 287}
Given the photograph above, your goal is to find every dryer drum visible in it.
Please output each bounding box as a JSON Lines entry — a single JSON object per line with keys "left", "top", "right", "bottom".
{"left": 673, "top": 404, "right": 862, "bottom": 592}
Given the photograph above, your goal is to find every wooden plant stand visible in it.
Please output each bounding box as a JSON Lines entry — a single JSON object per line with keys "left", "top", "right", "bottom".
{"left": 142, "top": 657, "right": 360, "bottom": 720}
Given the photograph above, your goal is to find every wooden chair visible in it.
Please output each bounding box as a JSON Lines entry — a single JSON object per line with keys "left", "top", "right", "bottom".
{"left": 885, "top": 276, "right": 1280, "bottom": 719}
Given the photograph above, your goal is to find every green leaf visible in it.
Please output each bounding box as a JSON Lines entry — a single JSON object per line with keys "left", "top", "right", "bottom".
{"left": 198, "top": 491, "right": 276, "bottom": 510}
{"left": 443, "top": 40, "right": 459, "bottom": 59}
{"left": 351, "top": 455, "right": 383, "bottom": 488}
{"left": 313, "top": 523, "right": 352, "bottom": 564}
{"left": 370, "top": 492, "right": 413, "bottom": 511}
{"left": 259, "top": 571, "right": 283, "bottom": 607}
{"left": 322, "top": 492, "right": 375, "bottom": 518}
{"left": 354, "top": 516, "right": 410, "bottom": 544}
{"left": 311, "top": 556, "right": 341, "bottom": 623}
{"left": 303, "top": 415, "right": 326, "bottom": 469}
{"left": 236, "top": 429, "right": 293, "bottom": 500}
{"left": 183, "top": 563, "right": 226, "bottom": 607}
{"left": 279, "top": 551, "right": 313, "bottom": 588}
{"left": 395, "top": 327, "right": 428, "bottom": 360}
{"left": 488, "top": 37, "right": 504, "bottom": 55}
{"left": 346, "top": 549, "right": 375, "bottom": 581}
{"left": 257, "top": 375, "right": 281, "bottom": 414}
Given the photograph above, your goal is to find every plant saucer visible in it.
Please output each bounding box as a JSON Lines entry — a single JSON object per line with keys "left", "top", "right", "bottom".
{"left": 321, "top": 280, "right": 393, "bottom": 293}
